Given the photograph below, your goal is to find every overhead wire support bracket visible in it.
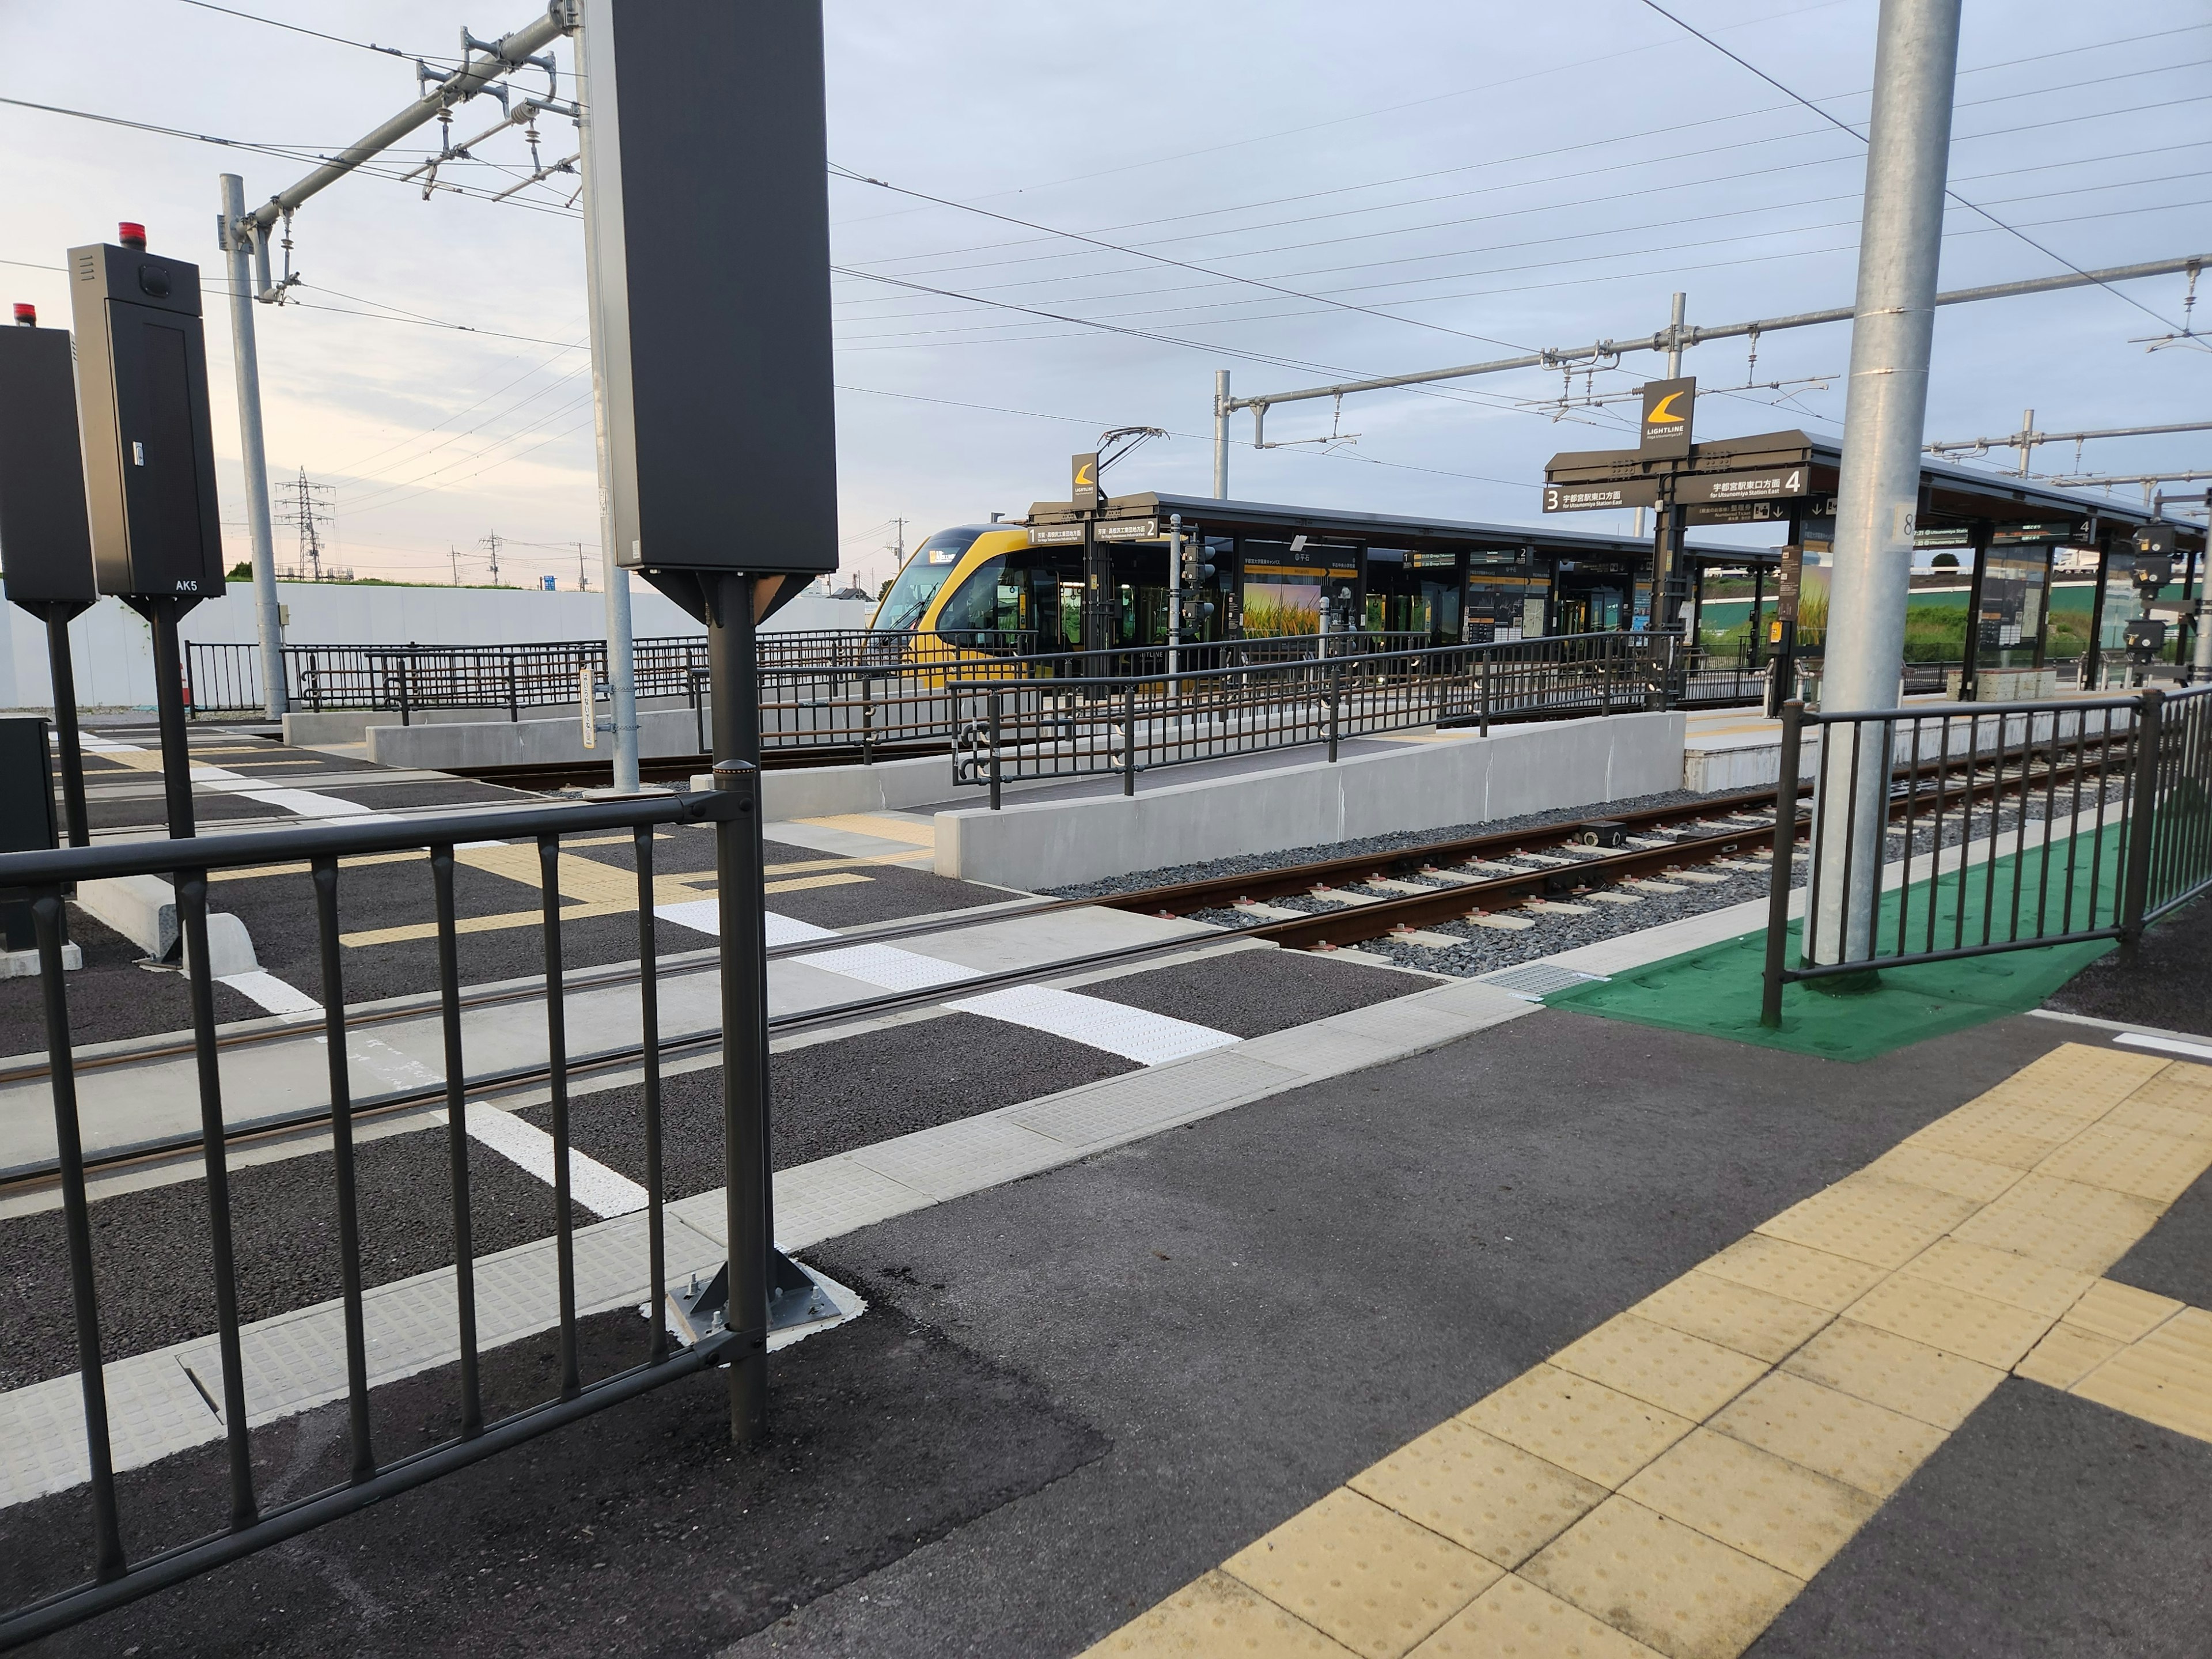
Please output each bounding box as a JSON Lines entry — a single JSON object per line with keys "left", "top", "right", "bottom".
{"left": 1224, "top": 253, "right": 2212, "bottom": 421}
{"left": 226, "top": 0, "right": 578, "bottom": 251}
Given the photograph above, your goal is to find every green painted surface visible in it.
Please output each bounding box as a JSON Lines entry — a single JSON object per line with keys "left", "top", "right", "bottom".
{"left": 1544, "top": 827, "right": 2126, "bottom": 1062}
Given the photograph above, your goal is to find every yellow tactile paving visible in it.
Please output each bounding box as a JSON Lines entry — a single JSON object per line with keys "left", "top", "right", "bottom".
{"left": 1349, "top": 1421, "right": 1606, "bottom": 1570}
{"left": 1521, "top": 1497, "right": 1802, "bottom": 1659}
{"left": 1706, "top": 1372, "right": 1947, "bottom": 1499}
{"left": 2130, "top": 1067, "right": 2212, "bottom": 1114}
{"left": 1694, "top": 1234, "right": 1884, "bottom": 1313}
{"left": 1949, "top": 1173, "right": 2165, "bottom": 1273}
{"left": 1086, "top": 1048, "right": 2212, "bottom": 1659}
{"left": 1550, "top": 1316, "right": 1773, "bottom": 1421}
{"left": 1899, "top": 1099, "right": 2083, "bottom": 1171}
{"left": 1861, "top": 1143, "right": 2024, "bottom": 1204}
{"left": 2033, "top": 1122, "right": 2212, "bottom": 1204}
{"left": 1892, "top": 1237, "right": 2096, "bottom": 1319}
{"left": 1628, "top": 1271, "right": 1832, "bottom": 1366}
{"left": 2013, "top": 1321, "right": 2124, "bottom": 1390}
{"left": 2062, "top": 1278, "right": 2186, "bottom": 1343}
{"left": 2103, "top": 1094, "right": 2212, "bottom": 1141}
{"left": 1618, "top": 1427, "right": 1876, "bottom": 1582}
{"left": 1754, "top": 1175, "right": 1979, "bottom": 1270}
{"left": 2070, "top": 1308, "right": 2212, "bottom": 1442}
{"left": 1222, "top": 1488, "right": 1500, "bottom": 1659}
{"left": 1838, "top": 1275, "right": 2055, "bottom": 1370}
{"left": 1081, "top": 1570, "right": 1356, "bottom": 1656}
{"left": 1459, "top": 1366, "right": 1696, "bottom": 1491}
{"left": 1407, "top": 1574, "right": 1666, "bottom": 1658}
{"left": 1779, "top": 1321, "right": 2007, "bottom": 1430}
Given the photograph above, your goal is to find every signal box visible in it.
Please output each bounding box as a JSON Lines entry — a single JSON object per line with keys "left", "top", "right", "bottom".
{"left": 66, "top": 241, "right": 226, "bottom": 601}
{"left": 0, "top": 323, "right": 97, "bottom": 606}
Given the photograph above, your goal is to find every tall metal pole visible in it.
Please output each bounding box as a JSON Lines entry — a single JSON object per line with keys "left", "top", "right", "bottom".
{"left": 42, "top": 607, "right": 90, "bottom": 847}
{"left": 218, "top": 175, "right": 286, "bottom": 721}
{"left": 1664, "top": 291, "right": 1687, "bottom": 375}
{"left": 708, "top": 572, "right": 770, "bottom": 1445}
{"left": 601, "top": 554, "right": 641, "bottom": 790}
{"left": 1213, "top": 369, "right": 1230, "bottom": 499}
{"left": 1810, "top": 0, "right": 1961, "bottom": 968}
{"left": 573, "top": 15, "right": 640, "bottom": 794}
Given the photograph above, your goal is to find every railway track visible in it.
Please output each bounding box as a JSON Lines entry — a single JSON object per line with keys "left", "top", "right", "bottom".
{"left": 0, "top": 743, "right": 2113, "bottom": 1196}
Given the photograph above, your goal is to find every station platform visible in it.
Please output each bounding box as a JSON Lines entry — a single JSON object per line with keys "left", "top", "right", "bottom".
{"left": 0, "top": 849, "right": 2202, "bottom": 1654}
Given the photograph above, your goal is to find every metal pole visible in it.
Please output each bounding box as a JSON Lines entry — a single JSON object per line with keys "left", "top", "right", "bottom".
{"left": 218, "top": 175, "right": 285, "bottom": 721}
{"left": 1213, "top": 370, "right": 1230, "bottom": 499}
{"left": 708, "top": 572, "right": 770, "bottom": 1445}
{"left": 603, "top": 557, "right": 640, "bottom": 790}
{"left": 1664, "top": 291, "right": 1686, "bottom": 376}
{"left": 1761, "top": 699, "right": 1806, "bottom": 1026}
{"left": 2118, "top": 687, "right": 2162, "bottom": 950}
{"left": 41, "top": 606, "right": 90, "bottom": 847}
{"left": 1809, "top": 0, "right": 1961, "bottom": 968}
{"left": 146, "top": 601, "right": 195, "bottom": 839}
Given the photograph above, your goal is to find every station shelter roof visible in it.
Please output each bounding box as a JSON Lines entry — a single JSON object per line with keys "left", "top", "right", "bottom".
{"left": 1544, "top": 428, "right": 2205, "bottom": 554}
{"left": 1021, "top": 490, "right": 1775, "bottom": 566}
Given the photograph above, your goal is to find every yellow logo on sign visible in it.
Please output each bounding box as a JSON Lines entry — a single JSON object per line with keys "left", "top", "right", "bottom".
{"left": 1074, "top": 461, "right": 1096, "bottom": 486}
{"left": 1647, "top": 392, "right": 1687, "bottom": 425}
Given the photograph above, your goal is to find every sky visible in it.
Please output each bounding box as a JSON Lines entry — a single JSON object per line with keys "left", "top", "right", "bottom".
{"left": 2, "top": 0, "right": 2207, "bottom": 597}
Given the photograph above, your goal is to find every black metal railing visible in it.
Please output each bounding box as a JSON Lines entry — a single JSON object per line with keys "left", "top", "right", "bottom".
{"left": 948, "top": 632, "right": 1692, "bottom": 804}
{"left": 183, "top": 631, "right": 1049, "bottom": 718}
{"left": 1759, "top": 684, "right": 2212, "bottom": 1021}
{"left": 0, "top": 789, "right": 766, "bottom": 1645}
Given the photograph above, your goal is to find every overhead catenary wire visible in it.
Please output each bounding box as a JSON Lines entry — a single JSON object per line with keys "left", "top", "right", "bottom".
{"left": 1635, "top": 0, "right": 2191, "bottom": 334}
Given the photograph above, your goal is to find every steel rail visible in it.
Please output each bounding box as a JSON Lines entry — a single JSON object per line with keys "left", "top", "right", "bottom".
{"left": 0, "top": 741, "right": 2114, "bottom": 1194}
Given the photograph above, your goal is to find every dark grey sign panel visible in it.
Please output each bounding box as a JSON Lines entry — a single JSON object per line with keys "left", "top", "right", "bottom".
{"left": 581, "top": 0, "right": 836, "bottom": 581}
{"left": 1673, "top": 464, "right": 1810, "bottom": 506}
{"left": 1638, "top": 377, "right": 1695, "bottom": 459}
{"left": 1071, "top": 453, "right": 1100, "bottom": 514}
{"left": 0, "top": 325, "right": 97, "bottom": 605}
{"left": 1543, "top": 479, "right": 1661, "bottom": 513}
{"left": 67, "top": 243, "right": 225, "bottom": 600}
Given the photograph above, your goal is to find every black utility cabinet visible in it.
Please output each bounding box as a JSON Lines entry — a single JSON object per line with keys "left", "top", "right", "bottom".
{"left": 67, "top": 241, "right": 226, "bottom": 601}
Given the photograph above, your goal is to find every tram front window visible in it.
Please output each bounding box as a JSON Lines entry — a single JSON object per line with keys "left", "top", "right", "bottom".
{"left": 873, "top": 529, "right": 980, "bottom": 630}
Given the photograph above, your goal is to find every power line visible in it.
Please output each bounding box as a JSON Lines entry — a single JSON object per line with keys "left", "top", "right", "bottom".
{"left": 839, "top": 26, "right": 2210, "bottom": 274}
{"left": 829, "top": 163, "right": 1530, "bottom": 354}
{"left": 172, "top": 0, "right": 449, "bottom": 63}
{"left": 1635, "top": 0, "right": 2188, "bottom": 334}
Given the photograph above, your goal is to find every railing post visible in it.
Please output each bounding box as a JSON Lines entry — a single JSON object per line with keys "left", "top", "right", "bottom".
{"left": 1761, "top": 698, "right": 1806, "bottom": 1027}
{"left": 506, "top": 656, "right": 519, "bottom": 724}
{"left": 2119, "top": 688, "right": 2164, "bottom": 952}
{"left": 1328, "top": 660, "right": 1341, "bottom": 763}
{"left": 397, "top": 660, "right": 412, "bottom": 729}
{"left": 988, "top": 688, "right": 1003, "bottom": 811}
{"left": 861, "top": 681, "right": 876, "bottom": 766}
{"left": 1123, "top": 680, "right": 1138, "bottom": 796}
{"left": 1480, "top": 646, "right": 1493, "bottom": 738}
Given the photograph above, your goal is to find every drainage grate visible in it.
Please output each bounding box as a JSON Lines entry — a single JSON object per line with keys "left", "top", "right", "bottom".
{"left": 1476, "top": 962, "right": 1609, "bottom": 1001}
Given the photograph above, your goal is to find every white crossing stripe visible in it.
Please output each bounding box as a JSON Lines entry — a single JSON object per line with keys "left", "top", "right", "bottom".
{"left": 944, "top": 984, "right": 1237, "bottom": 1066}
{"left": 797, "top": 942, "right": 981, "bottom": 991}
{"left": 653, "top": 902, "right": 839, "bottom": 948}
{"left": 457, "top": 1102, "right": 649, "bottom": 1219}
{"left": 215, "top": 969, "right": 322, "bottom": 1019}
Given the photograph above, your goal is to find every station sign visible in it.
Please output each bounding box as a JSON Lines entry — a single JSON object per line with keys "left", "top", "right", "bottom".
{"left": 1673, "top": 465, "right": 1809, "bottom": 506}
{"left": 1638, "top": 378, "right": 1695, "bottom": 459}
{"left": 1027, "top": 517, "right": 1158, "bottom": 548}
{"left": 1913, "top": 524, "right": 1974, "bottom": 549}
{"left": 1684, "top": 498, "right": 1831, "bottom": 527}
{"left": 1543, "top": 479, "right": 1661, "bottom": 513}
{"left": 1071, "top": 452, "right": 1101, "bottom": 513}
{"left": 1991, "top": 520, "right": 2085, "bottom": 546}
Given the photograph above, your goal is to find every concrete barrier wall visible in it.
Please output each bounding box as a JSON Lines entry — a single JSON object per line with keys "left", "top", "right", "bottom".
{"left": 935, "top": 711, "right": 1685, "bottom": 891}
{"left": 364, "top": 706, "right": 707, "bottom": 769}
{"left": 291, "top": 693, "right": 698, "bottom": 749}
